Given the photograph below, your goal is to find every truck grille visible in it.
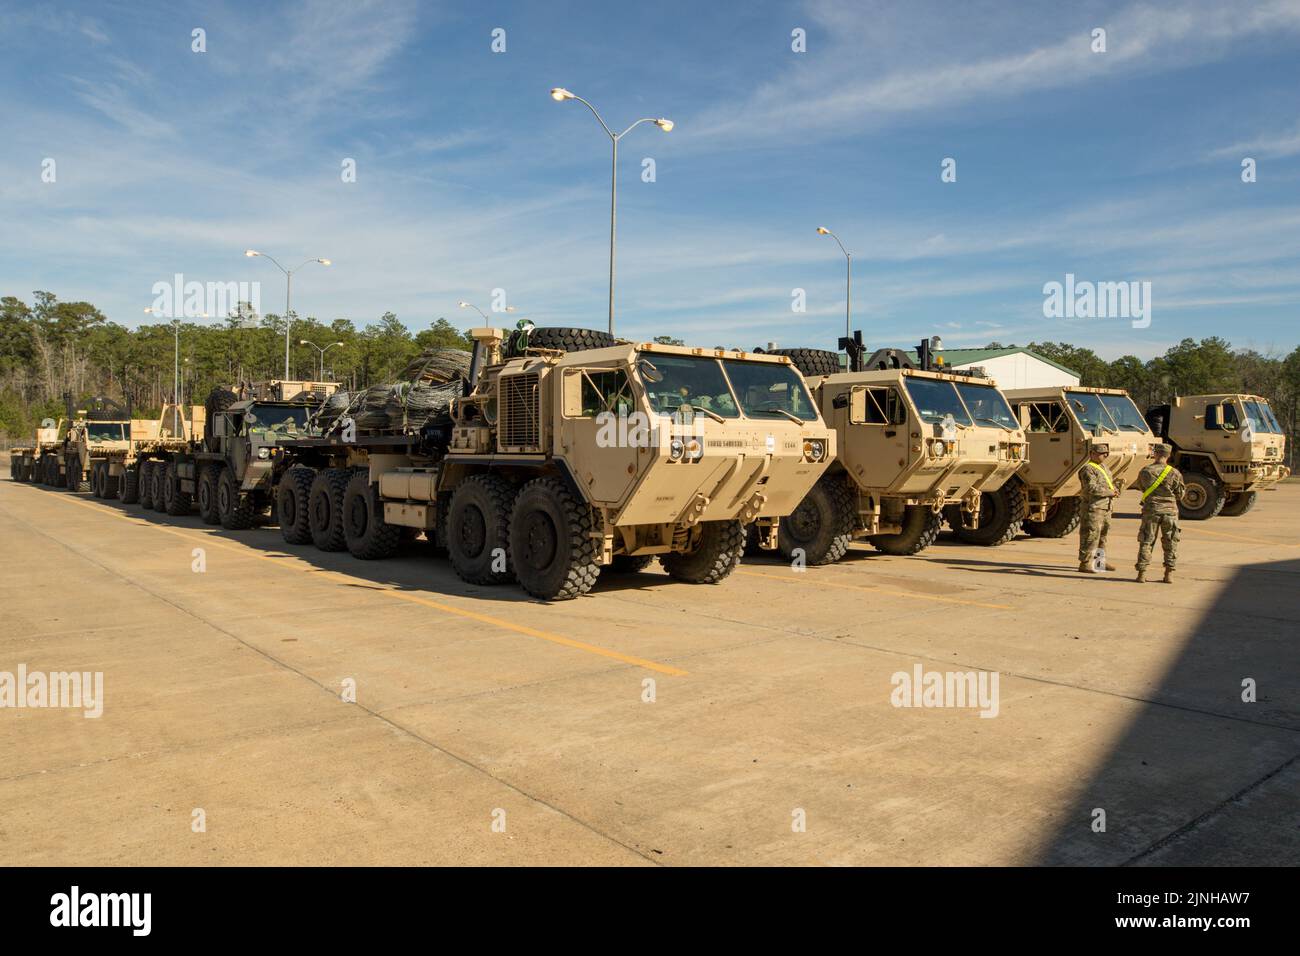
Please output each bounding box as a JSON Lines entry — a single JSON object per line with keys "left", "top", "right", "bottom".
{"left": 499, "top": 373, "right": 541, "bottom": 450}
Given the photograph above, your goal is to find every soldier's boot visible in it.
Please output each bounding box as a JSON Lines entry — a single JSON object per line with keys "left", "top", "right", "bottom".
{"left": 1078, "top": 560, "right": 1098, "bottom": 574}
{"left": 1136, "top": 569, "right": 1146, "bottom": 583}
{"left": 1162, "top": 568, "right": 1173, "bottom": 584}
{"left": 1104, "top": 562, "right": 1116, "bottom": 571}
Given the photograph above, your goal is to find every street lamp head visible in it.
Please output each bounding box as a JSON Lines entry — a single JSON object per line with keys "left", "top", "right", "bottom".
{"left": 244, "top": 249, "right": 260, "bottom": 257}
{"left": 334, "top": 341, "right": 344, "bottom": 347}
{"left": 550, "top": 87, "right": 574, "bottom": 101}
{"left": 816, "top": 227, "right": 831, "bottom": 235}
{"left": 299, "top": 339, "right": 310, "bottom": 345}
{"left": 317, "top": 258, "right": 331, "bottom": 266}
{"left": 654, "top": 118, "right": 674, "bottom": 132}
{"left": 504, "top": 306, "right": 516, "bottom": 313}
{"left": 457, "top": 301, "right": 470, "bottom": 308}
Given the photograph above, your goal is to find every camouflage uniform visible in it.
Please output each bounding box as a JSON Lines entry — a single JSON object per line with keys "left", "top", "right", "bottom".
{"left": 1135, "top": 461, "right": 1185, "bottom": 572}
{"left": 1077, "top": 460, "right": 1116, "bottom": 564}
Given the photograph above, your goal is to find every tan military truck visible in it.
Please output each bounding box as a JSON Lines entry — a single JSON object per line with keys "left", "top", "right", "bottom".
{"left": 61, "top": 399, "right": 133, "bottom": 494}
{"left": 759, "top": 343, "right": 1028, "bottom": 562}
{"left": 95, "top": 404, "right": 204, "bottom": 506}
{"left": 1002, "top": 385, "right": 1159, "bottom": 537}
{"left": 273, "top": 327, "right": 835, "bottom": 600}
{"left": 1144, "top": 394, "right": 1289, "bottom": 519}
{"left": 8, "top": 418, "right": 63, "bottom": 484}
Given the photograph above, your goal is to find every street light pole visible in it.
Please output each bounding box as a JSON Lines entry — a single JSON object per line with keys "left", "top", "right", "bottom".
{"left": 299, "top": 340, "right": 345, "bottom": 380}
{"left": 244, "top": 250, "right": 331, "bottom": 378}
{"left": 550, "top": 88, "right": 673, "bottom": 337}
{"left": 144, "top": 308, "right": 208, "bottom": 404}
{"left": 458, "top": 301, "right": 515, "bottom": 323}
{"left": 816, "top": 226, "right": 853, "bottom": 342}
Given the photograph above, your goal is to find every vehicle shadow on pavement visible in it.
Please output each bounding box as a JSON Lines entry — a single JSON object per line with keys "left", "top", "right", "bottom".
{"left": 1032, "top": 556, "right": 1300, "bottom": 865}
{"left": 70, "top": 491, "right": 714, "bottom": 605}
{"left": 929, "top": 555, "right": 1136, "bottom": 582}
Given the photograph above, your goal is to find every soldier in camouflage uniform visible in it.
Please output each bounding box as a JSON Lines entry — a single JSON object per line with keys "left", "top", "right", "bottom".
{"left": 1135, "top": 443, "right": 1184, "bottom": 583}
{"left": 1077, "top": 443, "right": 1119, "bottom": 573}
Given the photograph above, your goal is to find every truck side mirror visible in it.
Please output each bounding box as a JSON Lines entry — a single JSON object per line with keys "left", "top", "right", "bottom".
{"left": 848, "top": 387, "right": 867, "bottom": 424}
{"left": 561, "top": 369, "right": 584, "bottom": 418}
{"left": 1018, "top": 405, "right": 1030, "bottom": 429}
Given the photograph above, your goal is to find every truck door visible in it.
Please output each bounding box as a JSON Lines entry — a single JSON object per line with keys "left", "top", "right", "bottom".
{"left": 558, "top": 367, "right": 640, "bottom": 505}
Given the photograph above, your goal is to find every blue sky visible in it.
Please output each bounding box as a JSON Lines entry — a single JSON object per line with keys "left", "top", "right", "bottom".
{"left": 2, "top": 0, "right": 1299, "bottom": 360}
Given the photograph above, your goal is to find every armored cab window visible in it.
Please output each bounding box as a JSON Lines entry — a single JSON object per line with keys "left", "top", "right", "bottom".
{"left": 1022, "top": 401, "right": 1069, "bottom": 433}
{"left": 642, "top": 355, "right": 738, "bottom": 418}
{"left": 1065, "top": 391, "right": 1118, "bottom": 433}
{"left": 902, "top": 378, "right": 971, "bottom": 425}
{"left": 852, "top": 386, "right": 902, "bottom": 425}
{"left": 721, "top": 360, "right": 815, "bottom": 421}
{"left": 954, "top": 382, "right": 1017, "bottom": 429}
{"left": 1242, "top": 400, "right": 1275, "bottom": 433}
{"left": 578, "top": 369, "right": 635, "bottom": 418}
{"left": 1097, "top": 393, "right": 1149, "bottom": 433}
{"left": 1206, "top": 402, "right": 1240, "bottom": 431}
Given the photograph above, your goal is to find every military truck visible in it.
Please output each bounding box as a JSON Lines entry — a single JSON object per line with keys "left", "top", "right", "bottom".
{"left": 95, "top": 404, "right": 204, "bottom": 505}
{"left": 272, "top": 327, "right": 835, "bottom": 600}
{"left": 8, "top": 418, "right": 62, "bottom": 484}
{"left": 60, "top": 398, "right": 133, "bottom": 494}
{"left": 123, "top": 380, "right": 335, "bottom": 524}
{"left": 1144, "top": 393, "right": 1289, "bottom": 519}
{"left": 999, "top": 385, "right": 1159, "bottom": 537}
{"left": 757, "top": 339, "right": 1028, "bottom": 563}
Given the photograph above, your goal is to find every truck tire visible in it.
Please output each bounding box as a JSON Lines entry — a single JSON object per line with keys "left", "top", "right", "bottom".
{"left": 164, "top": 461, "right": 192, "bottom": 515}
{"left": 870, "top": 505, "right": 943, "bottom": 555}
{"left": 43, "top": 455, "right": 56, "bottom": 485}
{"left": 68, "top": 457, "right": 90, "bottom": 492}
{"left": 660, "top": 519, "right": 745, "bottom": 584}
{"left": 767, "top": 347, "right": 841, "bottom": 378}
{"left": 1219, "top": 490, "right": 1258, "bottom": 517}
{"left": 217, "top": 466, "right": 256, "bottom": 530}
{"left": 120, "top": 464, "right": 140, "bottom": 504}
{"left": 91, "top": 463, "right": 105, "bottom": 498}
{"left": 447, "top": 474, "right": 517, "bottom": 585}
{"left": 610, "top": 554, "right": 655, "bottom": 573}
{"left": 277, "top": 467, "right": 315, "bottom": 544}
{"left": 204, "top": 387, "right": 238, "bottom": 452}
{"left": 509, "top": 477, "right": 600, "bottom": 600}
{"left": 197, "top": 465, "right": 221, "bottom": 523}
{"left": 1024, "top": 495, "right": 1081, "bottom": 538}
{"left": 508, "top": 327, "right": 616, "bottom": 356}
{"left": 777, "top": 474, "right": 855, "bottom": 565}
{"left": 949, "top": 479, "right": 1026, "bottom": 546}
{"left": 138, "top": 462, "right": 157, "bottom": 508}
{"left": 150, "top": 463, "right": 168, "bottom": 512}
{"left": 1179, "top": 471, "right": 1225, "bottom": 521}
{"left": 343, "top": 471, "right": 401, "bottom": 559}
{"left": 104, "top": 469, "right": 119, "bottom": 499}
{"left": 308, "top": 468, "right": 350, "bottom": 550}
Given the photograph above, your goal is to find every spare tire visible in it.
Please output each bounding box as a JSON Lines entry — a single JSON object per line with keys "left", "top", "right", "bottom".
{"left": 767, "top": 348, "right": 841, "bottom": 377}
{"left": 507, "top": 327, "right": 616, "bottom": 357}
{"left": 204, "top": 387, "right": 237, "bottom": 451}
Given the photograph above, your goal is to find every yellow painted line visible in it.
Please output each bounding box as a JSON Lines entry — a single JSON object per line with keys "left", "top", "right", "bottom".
{"left": 1185, "top": 526, "right": 1300, "bottom": 548}
{"left": 20, "top": 488, "right": 689, "bottom": 677}
{"left": 737, "top": 567, "right": 1013, "bottom": 610}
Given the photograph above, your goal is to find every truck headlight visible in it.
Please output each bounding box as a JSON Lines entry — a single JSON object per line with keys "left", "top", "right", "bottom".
{"left": 684, "top": 438, "right": 703, "bottom": 461}
{"left": 803, "top": 439, "right": 826, "bottom": 462}
{"left": 669, "top": 438, "right": 684, "bottom": 461}
{"left": 257, "top": 447, "right": 271, "bottom": 460}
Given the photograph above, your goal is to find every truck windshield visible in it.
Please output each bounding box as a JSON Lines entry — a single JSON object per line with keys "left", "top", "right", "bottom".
{"left": 1097, "top": 394, "right": 1149, "bottom": 433}
{"left": 953, "top": 382, "right": 1017, "bottom": 429}
{"left": 639, "top": 355, "right": 738, "bottom": 418}
{"left": 1065, "top": 391, "right": 1118, "bottom": 433}
{"left": 903, "top": 377, "right": 972, "bottom": 426}
{"left": 247, "top": 404, "right": 310, "bottom": 435}
{"left": 722, "top": 359, "right": 816, "bottom": 421}
{"left": 1243, "top": 400, "right": 1280, "bottom": 433}
{"left": 85, "top": 422, "right": 128, "bottom": 441}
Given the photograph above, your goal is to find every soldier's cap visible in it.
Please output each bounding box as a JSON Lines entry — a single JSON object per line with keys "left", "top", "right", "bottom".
{"left": 1090, "top": 442, "right": 1110, "bottom": 455}
{"left": 1152, "top": 443, "right": 1171, "bottom": 456}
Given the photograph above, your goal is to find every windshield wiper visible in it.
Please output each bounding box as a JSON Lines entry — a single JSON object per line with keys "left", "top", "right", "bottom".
{"left": 974, "top": 416, "right": 1013, "bottom": 431}
{"left": 755, "top": 403, "right": 805, "bottom": 425}
{"left": 679, "top": 402, "right": 726, "bottom": 423}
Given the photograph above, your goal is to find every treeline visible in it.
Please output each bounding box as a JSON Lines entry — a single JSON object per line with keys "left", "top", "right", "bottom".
{"left": 0, "top": 292, "right": 473, "bottom": 440}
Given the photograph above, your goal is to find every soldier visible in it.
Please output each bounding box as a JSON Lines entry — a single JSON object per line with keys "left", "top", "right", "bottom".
{"left": 1135, "top": 443, "right": 1184, "bottom": 583}
{"left": 1077, "top": 442, "right": 1119, "bottom": 573}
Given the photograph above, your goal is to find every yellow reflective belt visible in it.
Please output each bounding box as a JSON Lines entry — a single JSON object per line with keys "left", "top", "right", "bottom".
{"left": 1141, "top": 464, "right": 1173, "bottom": 501}
{"left": 1087, "top": 461, "right": 1114, "bottom": 491}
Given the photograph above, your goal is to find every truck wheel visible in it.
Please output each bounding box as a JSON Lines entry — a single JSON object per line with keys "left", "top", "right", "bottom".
{"left": 777, "top": 474, "right": 855, "bottom": 565}
{"left": 447, "top": 475, "right": 517, "bottom": 584}
{"left": 1179, "top": 472, "right": 1224, "bottom": 521}
{"left": 164, "top": 462, "right": 192, "bottom": 515}
{"left": 197, "top": 465, "right": 220, "bottom": 523}
{"left": 660, "top": 519, "right": 745, "bottom": 584}
{"left": 121, "top": 465, "right": 140, "bottom": 504}
{"left": 217, "top": 466, "right": 256, "bottom": 530}
{"left": 509, "top": 478, "right": 600, "bottom": 599}
{"left": 277, "top": 467, "right": 315, "bottom": 543}
{"left": 767, "top": 347, "right": 841, "bottom": 378}
{"left": 91, "top": 463, "right": 104, "bottom": 498}
{"left": 104, "top": 468, "right": 119, "bottom": 498}
{"left": 204, "top": 387, "right": 238, "bottom": 452}
{"left": 508, "top": 327, "right": 616, "bottom": 357}
{"left": 1023, "top": 496, "right": 1081, "bottom": 538}
{"left": 68, "top": 458, "right": 90, "bottom": 492}
{"left": 870, "top": 505, "right": 943, "bottom": 555}
{"left": 138, "top": 462, "right": 156, "bottom": 508}
{"left": 949, "top": 479, "right": 1026, "bottom": 546}
{"left": 150, "top": 463, "right": 168, "bottom": 512}
{"left": 308, "top": 468, "right": 350, "bottom": 550}
{"left": 343, "top": 471, "right": 401, "bottom": 559}
{"left": 1219, "top": 490, "right": 1258, "bottom": 517}
{"left": 610, "top": 554, "right": 655, "bottom": 573}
